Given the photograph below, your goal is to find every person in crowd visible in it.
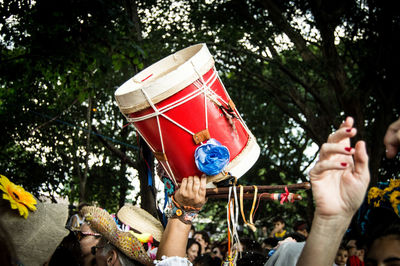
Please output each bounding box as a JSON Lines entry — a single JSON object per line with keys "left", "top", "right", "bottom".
{"left": 48, "top": 230, "right": 82, "bottom": 266}
{"left": 261, "top": 237, "right": 278, "bottom": 256}
{"left": 346, "top": 238, "right": 358, "bottom": 257}
{"left": 67, "top": 202, "right": 89, "bottom": 230}
{"left": 265, "top": 235, "right": 306, "bottom": 265}
{"left": 188, "top": 225, "right": 195, "bottom": 238}
{"left": 297, "top": 117, "right": 370, "bottom": 265}
{"left": 346, "top": 237, "right": 366, "bottom": 266}
{"left": 293, "top": 220, "right": 309, "bottom": 239}
{"left": 269, "top": 217, "right": 288, "bottom": 241}
{"left": 76, "top": 222, "right": 102, "bottom": 266}
{"left": 186, "top": 238, "right": 201, "bottom": 263}
{"left": 258, "top": 225, "right": 269, "bottom": 242}
{"left": 193, "top": 230, "right": 211, "bottom": 254}
{"left": 364, "top": 214, "right": 400, "bottom": 265}
{"left": 80, "top": 206, "right": 153, "bottom": 266}
{"left": 210, "top": 241, "right": 227, "bottom": 261}
{"left": 334, "top": 245, "right": 349, "bottom": 266}
{"left": 384, "top": 117, "right": 400, "bottom": 158}
{"left": 92, "top": 235, "right": 141, "bottom": 266}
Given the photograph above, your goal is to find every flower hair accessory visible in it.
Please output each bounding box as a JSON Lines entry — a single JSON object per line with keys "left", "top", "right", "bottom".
{"left": 195, "top": 138, "right": 230, "bottom": 176}
{"left": 0, "top": 175, "right": 37, "bottom": 219}
{"left": 367, "top": 179, "right": 400, "bottom": 215}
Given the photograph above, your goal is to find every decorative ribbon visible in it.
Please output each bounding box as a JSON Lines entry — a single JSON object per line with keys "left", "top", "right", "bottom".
{"left": 225, "top": 185, "right": 240, "bottom": 265}
{"left": 239, "top": 185, "right": 257, "bottom": 232}
{"left": 279, "top": 186, "right": 291, "bottom": 204}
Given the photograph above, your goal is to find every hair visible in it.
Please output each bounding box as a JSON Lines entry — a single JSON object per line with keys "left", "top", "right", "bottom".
{"left": 186, "top": 238, "right": 201, "bottom": 257}
{"left": 366, "top": 219, "right": 400, "bottom": 251}
{"left": 48, "top": 231, "right": 82, "bottom": 266}
{"left": 193, "top": 253, "right": 221, "bottom": 266}
{"left": 263, "top": 237, "right": 278, "bottom": 248}
{"left": 236, "top": 250, "right": 267, "bottom": 265}
{"left": 273, "top": 217, "right": 285, "bottom": 224}
{"left": 337, "top": 244, "right": 348, "bottom": 252}
{"left": 286, "top": 232, "right": 307, "bottom": 242}
{"left": 239, "top": 238, "right": 263, "bottom": 253}
{"left": 194, "top": 231, "right": 210, "bottom": 245}
{"left": 212, "top": 240, "right": 228, "bottom": 258}
{"left": 98, "top": 237, "right": 144, "bottom": 266}
{"left": 293, "top": 220, "right": 309, "bottom": 232}
{"left": 77, "top": 202, "right": 89, "bottom": 212}
{"left": 364, "top": 207, "right": 400, "bottom": 252}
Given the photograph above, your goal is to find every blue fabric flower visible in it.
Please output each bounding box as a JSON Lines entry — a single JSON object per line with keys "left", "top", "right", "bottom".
{"left": 194, "top": 138, "right": 230, "bottom": 176}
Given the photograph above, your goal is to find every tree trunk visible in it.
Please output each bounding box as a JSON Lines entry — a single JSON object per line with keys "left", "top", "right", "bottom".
{"left": 138, "top": 137, "right": 158, "bottom": 218}
{"left": 118, "top": 127, "right": 129, "bottom": 208}
{"left": 80, "top": 95, "right": 92, "bottom": 203}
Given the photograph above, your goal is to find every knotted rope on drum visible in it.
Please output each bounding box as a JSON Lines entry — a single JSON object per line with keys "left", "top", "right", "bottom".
{"left": 130, "top": 65, "right": 220, "bottom": 185}
{"left": 139, "top": 88, "right": 177, "bottom": 185}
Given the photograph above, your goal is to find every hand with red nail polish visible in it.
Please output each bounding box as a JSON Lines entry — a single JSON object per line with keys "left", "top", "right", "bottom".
{"left": 298, "top": 116, "right": 371, "bottom": 266}
{"left": 309, "top": 116, "right": 369, "bottom": 217}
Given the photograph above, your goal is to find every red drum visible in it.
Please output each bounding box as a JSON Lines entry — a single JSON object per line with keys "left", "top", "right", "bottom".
{"left": 115, "top": 44, "right": 260, "bottom": 186}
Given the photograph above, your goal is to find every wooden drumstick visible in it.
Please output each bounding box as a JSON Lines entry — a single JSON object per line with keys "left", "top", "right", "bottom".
{"left": 205, "top": 182, "right": 311, "bottom": 196}
{"left": 207, "top": 192, "right": 303, "bottom": 201}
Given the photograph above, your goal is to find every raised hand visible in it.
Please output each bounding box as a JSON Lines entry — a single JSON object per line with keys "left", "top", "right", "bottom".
{"left": 309, "top": 117, "right": 370, "bottom": 218}
{"left": 174, "top": 175, "right": 207, "bottom": 209}
{"left": 156, "top": 175, "right": 207, "bottom": 260}
{"left": 298, "top": 117, "right": 370, "bottom": 266}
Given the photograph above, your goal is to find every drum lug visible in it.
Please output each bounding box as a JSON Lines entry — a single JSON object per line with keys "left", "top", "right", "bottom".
{"left": 193, "top": 129, "right": 211, "bottom": 144}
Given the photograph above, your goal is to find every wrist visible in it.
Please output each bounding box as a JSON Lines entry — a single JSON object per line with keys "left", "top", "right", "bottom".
{"left": 308, "top": 213, "right": 352, "bottom": 248}
{"left": 165, "top": 196, "right": 200, "bottom": 224}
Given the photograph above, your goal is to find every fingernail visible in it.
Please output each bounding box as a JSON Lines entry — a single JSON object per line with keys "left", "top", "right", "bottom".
{"left": 345, "top": 147, "right": 352, "bottom": 152}
{"left": 346, "top": 128, "right": 352, "bottom": 132}
{"left": 341, "top": 162, "right": 347, "bottom": 167}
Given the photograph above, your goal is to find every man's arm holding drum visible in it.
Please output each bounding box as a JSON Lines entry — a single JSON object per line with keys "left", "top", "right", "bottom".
{"left": 156, "top": 175, "right": 207, "bottom": 260}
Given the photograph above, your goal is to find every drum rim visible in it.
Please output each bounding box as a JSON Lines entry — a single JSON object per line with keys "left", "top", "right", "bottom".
{"left": 115, "top": 43, "right": 215, "bottom": 114}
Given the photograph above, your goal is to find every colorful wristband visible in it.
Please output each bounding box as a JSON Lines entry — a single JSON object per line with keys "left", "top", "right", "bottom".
{"left": 165, "top": 197, "right": 199, "bottom": 224}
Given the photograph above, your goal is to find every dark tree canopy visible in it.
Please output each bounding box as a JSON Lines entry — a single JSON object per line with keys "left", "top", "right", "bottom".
{"left": 0, "top": 0, "right": 399, "bottom": 231}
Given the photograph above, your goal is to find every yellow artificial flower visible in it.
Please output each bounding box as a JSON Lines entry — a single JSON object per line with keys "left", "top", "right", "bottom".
{"left": 368, "top": 187, "right": 383, "bottom": 204}
{"left": 390, "top": 190, "right": 400, "bottom": 216}
{"left": 383, "top": 179, "right": 400, "bottom": 194}
{"left": 0, "top": 175, "right": 37, "bottom": 219}
{"left": 389, "top": 179, "right": 400, "bottom": 190}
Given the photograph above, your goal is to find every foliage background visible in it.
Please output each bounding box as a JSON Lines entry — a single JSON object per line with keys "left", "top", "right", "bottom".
{"left": 1, "top": 0, "right": 399, "bottom": 240}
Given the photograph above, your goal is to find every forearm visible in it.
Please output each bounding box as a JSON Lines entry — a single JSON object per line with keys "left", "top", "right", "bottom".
{"left": 156, "top": 218, "right": 191, "bottom": 260}
{"left": 297, "top": 214, "right": 352, "bottom": 266}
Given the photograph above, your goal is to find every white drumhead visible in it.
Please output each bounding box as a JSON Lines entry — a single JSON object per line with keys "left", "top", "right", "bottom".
{"left": 115, "top": 43, "right": 214, "bottom": 114}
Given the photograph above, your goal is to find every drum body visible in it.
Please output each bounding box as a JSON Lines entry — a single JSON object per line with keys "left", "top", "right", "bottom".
{"left": 115, "top": 44, "right": 260, "bottom": 185}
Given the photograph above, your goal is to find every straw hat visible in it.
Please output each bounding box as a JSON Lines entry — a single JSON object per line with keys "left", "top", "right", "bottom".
{"left": 0, "top": 197, "right": 69, "bottom": 265}
{"left": 81, "top": 206, "right": 153, "bottom": 266}
{"left": 117, "top": 205, "right": 164, "bottom": 242}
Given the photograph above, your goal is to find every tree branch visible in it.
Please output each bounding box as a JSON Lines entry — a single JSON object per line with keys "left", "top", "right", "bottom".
{"left": 91, "top": 125, "right": 138, "bottom": 169}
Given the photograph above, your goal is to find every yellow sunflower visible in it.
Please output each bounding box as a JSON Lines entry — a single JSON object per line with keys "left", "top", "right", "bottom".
{"left": 0, "top": 175, "right": 37, "bottom": 219}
